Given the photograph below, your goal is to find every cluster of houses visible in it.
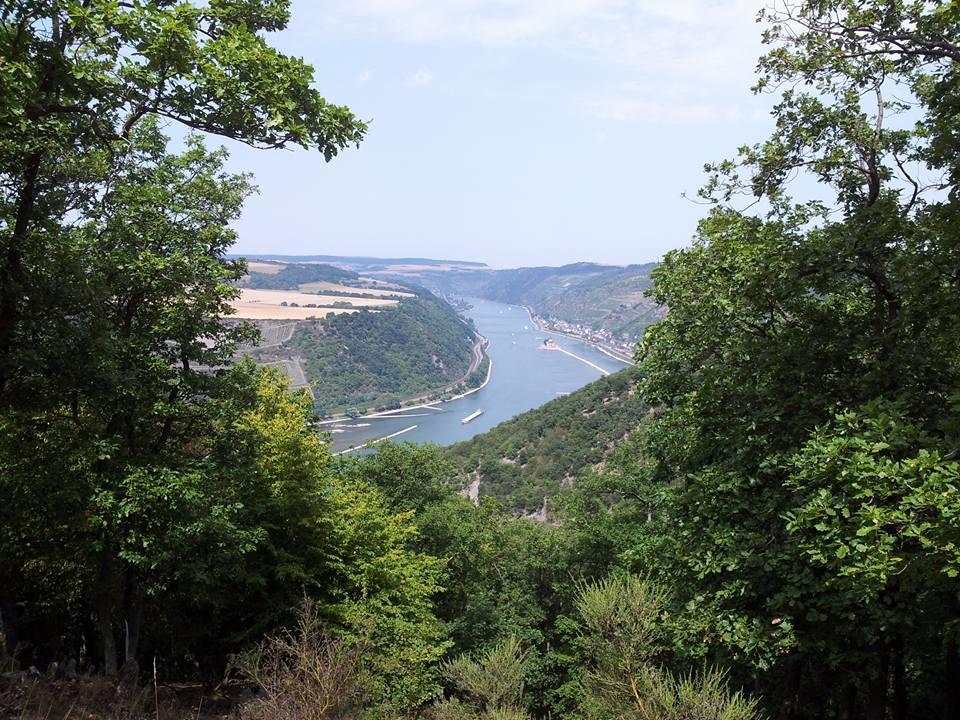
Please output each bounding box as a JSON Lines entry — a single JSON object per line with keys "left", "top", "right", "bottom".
{"left": 533, "top": 314, "right": 636, "bottom": 357}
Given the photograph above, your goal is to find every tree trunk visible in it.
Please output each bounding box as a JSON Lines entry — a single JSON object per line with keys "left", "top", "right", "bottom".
{"left": 0, "top": 153, "right": 42, "bottom": 399}
{"left": 946, "top": 634, "right": 960, "bottom": 720}
{"left": 0, "top": 591, "right": 18, "bottom": 656}
{"left": 843, "top": 682, "right": 859, "bottom": 720}
{"left": 95, "top": 541, "right": 117, "bottom": 676}
{"left": 777, "top": 656, "right": 802, "bottom": 720}
{"left": 891, "top": 633, "right": 906, "bottom": 720}
{"left": 865, "top": 640, "right": 889, "bottom": 720}
{"left": 123, "top": 573, "right": 145, "bottom": 665}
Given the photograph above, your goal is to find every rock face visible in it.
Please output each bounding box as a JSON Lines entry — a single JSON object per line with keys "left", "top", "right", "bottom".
{"left": 460, "top": 477, "right": 481, "bottom": 505}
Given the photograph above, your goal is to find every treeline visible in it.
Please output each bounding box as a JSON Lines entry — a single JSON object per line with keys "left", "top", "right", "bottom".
{"left": 324, "top": 443, "right": 761, "bottom": 720}
{"left": 241, "top": 262, "right": 357, "bottom": 290}
{"left": 445, "top": 366, "right": 647, "bottom": 513}
{"left": 262, "top": 292, "right": 476, "bottom": 415}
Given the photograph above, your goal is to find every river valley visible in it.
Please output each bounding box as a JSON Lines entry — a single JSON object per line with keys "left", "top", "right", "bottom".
{"left": 329, "top": 297, "right": 631, "bottom": 453}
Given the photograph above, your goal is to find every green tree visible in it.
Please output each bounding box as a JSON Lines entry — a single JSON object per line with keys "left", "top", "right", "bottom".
{"left": 575, "top": 575, "right": 761, "bottom": 720}
{"left": 0, "top": 0, "right": 365, "bottom": 405}
{"left": 0, "top": 0, "right": 367, "bottom": 677}
{"left": 596, "top": 1, "right": 960, "bottom": 717}
{"left": 0, "top": 124, "right": 259, "bottom": 673}
{"left": 432, "top": 637, "right": 532, "bottom": 720}
{"left": 342, "top": 443, "right": 579, "bottom": 718}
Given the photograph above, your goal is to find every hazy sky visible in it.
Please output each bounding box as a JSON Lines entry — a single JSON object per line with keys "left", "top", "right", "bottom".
{"left": 224, "top": 0, "right": 775, "bottom": 267}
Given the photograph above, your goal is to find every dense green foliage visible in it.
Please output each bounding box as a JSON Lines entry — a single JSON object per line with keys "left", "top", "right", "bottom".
{"left": 0, "top": 0, "right": 365, "bottom": 410}
{"left": 339, "top": 443, "right": 764, "bottom": 720}
{"left": 575, "top": 575, "right": 760, "bottom": 720}
{"left": 4, "top": 2, "right": 960, "bottom": 719}
{"left": 340, "top": 444, "right": 587, "bottom": 719}
{"left": 570, "top": 2, "right": 960, "bottom": 718}
{"left": 445, "top": 367, "right": 647, "bottom": 512}
{"left": 256, "top": 292, "right": 476, "bottom": 415}
{"left": 242, "top": 262, "right": 357, "bottom": 290}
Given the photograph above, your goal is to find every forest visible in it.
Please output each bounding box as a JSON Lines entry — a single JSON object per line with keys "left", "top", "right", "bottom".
{"left": 444, "top": 366, "right": 648, "bottom": 513}
{"left": 257, "top": 292, "right": 476, "bottom": 416}
{"left": 241, "top": 262, "right": 358, "bottom": 291}
{"left": 1, "top": 1, "right": 959, "bottom": 720}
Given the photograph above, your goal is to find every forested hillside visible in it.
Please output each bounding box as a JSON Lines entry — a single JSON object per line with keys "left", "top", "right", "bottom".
{"left": 531, "top": 264, "right": 663, "bottom": 340}
{"left": 241, "top": 261, "right": 357, "bottom": 290}
{"left": 445, "top": 367, "right": 647, "bottom": 513}
{"left": 251, "top": 258, "right": 665, "bottom": 352}
{"left": 405, "top": 262, "right": 664, "bottom": 351}
{"left": 250, "top": 291, "right": 477, "bottom": 415}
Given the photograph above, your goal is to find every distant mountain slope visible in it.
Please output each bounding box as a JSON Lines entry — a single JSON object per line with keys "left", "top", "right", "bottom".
{"left": 444, "top": 366, "right": 647, "bottom": 513}
{"left": 236, "top": 254, "right": 665, "bottom": 363}
{"left": 234, "top": 260, "right": 480, "bottom": 416}
{"left": 238, "top": 254, "right": 488, "bottom": 269}
{"left": 533, "top": 263, "right": 663, "bottom": 341}
{"left": 241, "top": 261, "right": 357, "bottom": 290}
{"left": 423, "top": 262, "right": 664, "bottom": 353}
{"left": 295, "top": 293, "right": 478, "bottom": 415}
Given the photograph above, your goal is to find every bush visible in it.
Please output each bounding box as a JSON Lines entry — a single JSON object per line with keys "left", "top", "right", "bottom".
{"left": 576, "top": 575, "right": 762, "bottom": 720}
{"left": 232, "top": 599, "right": 365, "bottom": 720}
{"left": 433, "top": 637, "right": 531, "bottom": 720}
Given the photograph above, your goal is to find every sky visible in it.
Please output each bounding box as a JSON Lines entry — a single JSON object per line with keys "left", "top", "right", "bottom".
{"left": 224, "top": 0, "right": 775, "bottom": 268}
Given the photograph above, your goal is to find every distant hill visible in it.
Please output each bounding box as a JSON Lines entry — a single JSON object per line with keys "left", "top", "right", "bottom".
{"left": 233, "top": 259, "right": 481, "bottom": 416}
{"left": 422, "top": 262, "right": 664, "bottom": 353}
{"left": 237, "top": 255, "right": 665, "bottom": 358}
{"left": 280, "top": 291, "right": 478, "bottom": 416}
{"left": 236, "top": 254, "right": 489, "bottom": 270}
{"left": 530, "top": 263, "right": 663, "bottom": 341}
{"left": 241, "top": 261, "right": 357, "bottom": 290}
{"left": 444, "top": 366, "right": 648, "bottom": 513}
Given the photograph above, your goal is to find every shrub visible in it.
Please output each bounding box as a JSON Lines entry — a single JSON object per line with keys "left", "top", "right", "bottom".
{"left": 232, "top": 599, "right": 365, "bottom": 720}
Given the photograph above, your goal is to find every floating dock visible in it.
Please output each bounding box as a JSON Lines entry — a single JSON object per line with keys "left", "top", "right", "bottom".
{"left": 461, "top": 409, "right": 484, "bottom": 425}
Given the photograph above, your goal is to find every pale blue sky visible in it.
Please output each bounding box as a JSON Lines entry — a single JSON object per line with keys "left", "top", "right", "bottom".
{"left": 225, "top": 0, "right": 774, "bottom": 267}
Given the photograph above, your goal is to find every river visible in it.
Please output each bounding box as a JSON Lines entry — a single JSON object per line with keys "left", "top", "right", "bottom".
{"left": 328, "top": 297, "right": 632, "bottom": 453}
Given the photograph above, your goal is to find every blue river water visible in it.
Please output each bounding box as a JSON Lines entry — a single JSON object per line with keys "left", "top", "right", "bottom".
{"left": 328, "top": 298, "right": 632, "bottom": 453}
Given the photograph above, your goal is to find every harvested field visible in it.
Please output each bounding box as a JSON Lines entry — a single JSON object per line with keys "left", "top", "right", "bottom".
{"left": 230, "top": 304, "right": 354, "bottom": 320}
{"left": 230, "top": 289, "right": 396, "bottom": 320}
{"left": 297, "top": 281, "right": 414, "bottom": 298}
{"left": 235, "top": 288, "right": 398, "bottom": 308}
{"left": 246, "top": 260, "right": 285, "bottom": 274}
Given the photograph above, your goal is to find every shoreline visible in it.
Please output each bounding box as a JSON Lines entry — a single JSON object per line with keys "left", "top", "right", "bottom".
{"left": 317, "top": 335, "right": 491, "bottom": 426}
{"left": 523, "top": 306, "right": 636, "bottom": 365}
{"left": 545, "top": 343, "right": 611, "bottom": 376}
{"left": 333, "top": 424, "right": 419, "bottom": 457}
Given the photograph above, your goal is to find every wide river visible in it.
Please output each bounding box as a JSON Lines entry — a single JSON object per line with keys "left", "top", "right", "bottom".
{"left": 328, "top": 298, "right": 632, "bottom": 453}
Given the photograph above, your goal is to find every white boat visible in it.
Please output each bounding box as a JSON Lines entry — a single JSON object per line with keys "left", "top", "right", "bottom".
{"left": 461, "top": 410, "right": 484, "bottom": 424}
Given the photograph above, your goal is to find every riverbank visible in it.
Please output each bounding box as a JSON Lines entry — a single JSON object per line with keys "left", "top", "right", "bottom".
{"left": 328, "top": 296, "right": 629, "bottom": 452}
{"left": 524, "top": 307, "right": 635, "bottom": 365}
{"left": 350, "top": 354, "right": 494, "bottom": 421}
{"left": 318, "top": 335, "right": 491, "bottom": 426}
{"left": 333, "top": 424, "right": 419, "bottom": 456}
